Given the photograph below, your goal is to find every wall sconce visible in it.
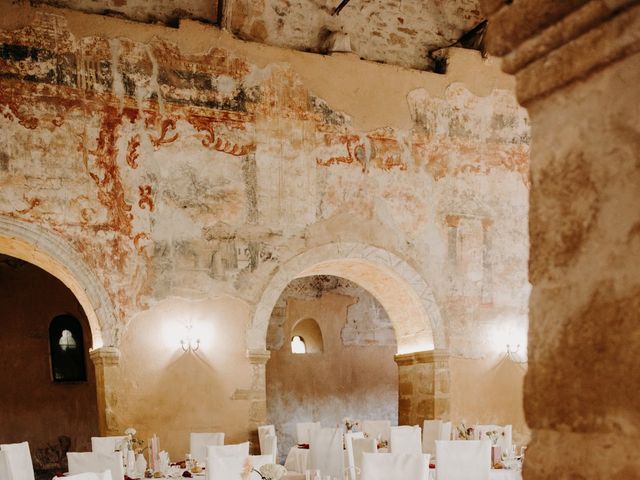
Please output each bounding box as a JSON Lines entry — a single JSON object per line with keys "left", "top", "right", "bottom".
{"left": 506, "top": 344, "right": 527, "bottom": 365}
{"left": 180, "top": 323, "right": 200, "bottom": 353}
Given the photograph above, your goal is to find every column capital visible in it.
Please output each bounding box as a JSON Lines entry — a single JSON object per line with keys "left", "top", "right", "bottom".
{"left": 394, "top": 349, "right": 450, "bottom": 366}
{"left": 246, "top": 349, "right": 271, "bottom": 365}
{"left": 481, "top": 1, "right": 640, "bottom": 105}
{"left": 90, "top": 346, "right": 121, "bottom": 367}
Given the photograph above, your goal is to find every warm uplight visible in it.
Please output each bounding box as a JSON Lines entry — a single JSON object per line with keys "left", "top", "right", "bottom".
{"left": 180, "top": 323, "right": 200, "bottom": 353}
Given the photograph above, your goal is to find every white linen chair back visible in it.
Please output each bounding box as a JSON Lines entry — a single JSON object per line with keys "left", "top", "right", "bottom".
{"left": 295, "top": 422, "right": 321, "bottom": 444}
{"left": 207, "top": 442, "right": 250, "bottom": 459}
{"left": 0, "top": 450, "right": 12, "bottom": 480}
{"left": 0, "top": 442, "right": 35, "bottom": 480}
{"left": 361, "top": 453, "right": 429, "bottom": 480}
{"left": 344, "top": 432, "right": 365, "bottom": 480}
{"left": 91, "top": 437, "right": 127, "bottom": 456}
{"left": 67, "top": 452, "right": 124, "bottom": 480}
{"left": 64, "top": 472, "right": 113, "bottom": 480}
{"left": 474, "top": 424, "right": 512, "bottom": 452}
{"left": 390, "top": 426, "right": 422, "bottom": 454}
{"left": 257, "top": 425, "right": 276, "bottom": 456}
{"left": 351, "top": 438, "right": 377, "bottom": 479}
{"left": 206, "top": 455, "right": 246, "bottom": 480}
{"left": 361, "top": 420, "right": 391, "bottom": 444}
{"left": 308, "top": 428, "right": 344, "bottom": 480}
{"left": 261, "top": 434, "right": 277, "bottom": 463}
{"left": 190, "top": 432, "right": 225, "bottom": 464}
{"left": 435, "top": 440, "right": 491, "bottom": 480}
{"left": 422, "top": 420, "right": 452, "bottom": 456}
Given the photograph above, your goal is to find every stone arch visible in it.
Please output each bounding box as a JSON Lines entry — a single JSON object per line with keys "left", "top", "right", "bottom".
{"left": 249, "top": 242, "right": 445, "bottom": 354}
{"left": 0, "top": 216, "right": 116, "bottom": 348}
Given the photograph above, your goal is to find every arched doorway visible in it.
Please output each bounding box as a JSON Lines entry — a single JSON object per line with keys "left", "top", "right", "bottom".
{"left": 246, "top": 242, "right": 448, "bottom": 444}
{"left": 0, "top": 253, "right": 99, "bottom": 478}
{"left": 0, "top": 216, "right": 119, "bottom": 435}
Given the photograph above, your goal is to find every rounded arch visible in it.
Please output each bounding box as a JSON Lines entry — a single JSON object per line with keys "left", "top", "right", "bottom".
{"left": 291, "top": 317, "right": 324, "bottom": 353}
{"left": 249, "top": 242, "right": 445, "bottom": 354}
{"left": 0, "top": 215, "right": 116, "bottom": 348}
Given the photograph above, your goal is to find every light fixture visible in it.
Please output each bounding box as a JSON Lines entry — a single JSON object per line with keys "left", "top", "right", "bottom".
{"left": 180, "top": 323, "right": 200, "bottom": 352}
{"left": 506, "top": 344, "right": 527, "bottom": 365}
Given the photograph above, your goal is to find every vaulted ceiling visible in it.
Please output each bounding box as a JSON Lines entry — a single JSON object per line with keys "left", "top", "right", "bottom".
{"left": 32, "top": 0, "right": 485, "bottom": 70}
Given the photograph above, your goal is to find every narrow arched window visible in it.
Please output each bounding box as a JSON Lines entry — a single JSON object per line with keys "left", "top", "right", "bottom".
{"left": 49, "top": 315, "right": 87, "bottom": 382}
{"left": 291, "top": 335, "right": 307, "bottom": 354}
{"left": 290, "top": 318, "right": 323, "bottom": 353}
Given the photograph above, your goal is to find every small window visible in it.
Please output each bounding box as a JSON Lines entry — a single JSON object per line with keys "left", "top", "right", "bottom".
{"left": 49, "top": 315, "right": 87, "bottom": 382}
{"left": 291, "top": 335, "right": 307, "bottom": 354}
{"left": 290, "top": 318, "right": 323, "bottom": 353}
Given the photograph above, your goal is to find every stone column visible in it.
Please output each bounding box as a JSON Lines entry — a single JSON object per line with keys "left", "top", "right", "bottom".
{"left": 89, "top": 346, "right": 121, "bottom": 436}
{"left": 248, "top": 349, "right": 271, "bottom": 453}
{"left": 481, "top": 1, "right": 640, "bottom": 478}
{"left": 395, "top": 350, "right": 450, "bottom": 426}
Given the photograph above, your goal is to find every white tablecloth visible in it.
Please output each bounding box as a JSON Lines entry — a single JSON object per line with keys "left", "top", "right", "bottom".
{"left": 429, "top": 468, "right": 522, "bottom": 480}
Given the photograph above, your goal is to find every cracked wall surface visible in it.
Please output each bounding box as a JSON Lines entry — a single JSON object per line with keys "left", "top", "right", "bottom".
{"left": 0, "top": 5, "right": 530, "bottom": 458}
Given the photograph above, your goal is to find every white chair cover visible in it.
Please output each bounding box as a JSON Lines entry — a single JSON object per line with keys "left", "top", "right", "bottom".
{"left": 344, "top": 432, "right": 364, "bottom": 480}
{"left": 0, "top": 450, "right": 12, "bottom": 480}
{"left": 190, "top": 433, "right": 225, "bottom": 464}
{"left": 295, "top": 422, "right": 321, "bottom": 444}
{"left": 91, "top": 437, "right": 127, "bottom": 456}
{"left": 67, "top": 452, "right": 124, "bottom": 480}
{"left": 361, "top": 420, "right": 391, "bottom": 443}
{"left": 435, "top": 440, "right": 491, "bottom": 480}
{"left": 351, "top": 438, "right": 377, "bottom": 479}
{"left": 64, "top": 471, "right": 113, "bottom": 480}
{"left": 257, "top": 425, "right": 276, "bottom": 456}
{"left": 207, "top": 442, "right": 250, "bottom": 459}
{"left": 422, "top": 420, "right": 452, "bottom": 456}
{"left": 390, "top": 426, "right": 422, "bottom": 454}
{"left": 206, "top": 455, "right": 246, "bottom": 480}
{"left": 0, "top": 442, "right": 35, "bottom": 480}
{"left": 248, "top": 455, "right": 273, "bottom": 479}
{"left": 360, "top": 453, "right": 429, "bottom": 480}
{"left": 261, "top": 435, "right": 277, "bottom": 463}
{"left": 308, "top": 428, "right": 344, "bottom": 480}
{"left": 474, "top": 424, "right": 513, "bottom": 452}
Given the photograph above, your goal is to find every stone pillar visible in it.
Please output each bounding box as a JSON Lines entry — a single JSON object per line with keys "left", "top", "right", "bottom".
{"left": 481, "top": 1, "right": 640, "bottom": 478}
{"left": 395, "top": 350, "right": 450, "bottom": 426}
{"left": 248, "top": 349, "right": 271, "bottom": 453}
{"left": 89, "top": 346, "right": 121, "bottom": 436}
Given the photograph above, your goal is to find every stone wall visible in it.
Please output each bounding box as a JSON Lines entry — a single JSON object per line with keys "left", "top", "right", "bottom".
{"left": 0, "top": 255, "right": 99, "bottom": 473}
{"left": 0, "top": 3, "right": 530, "bottom": 459}
{"left": 266, "top": 276, "right": 397, "bottom": 459}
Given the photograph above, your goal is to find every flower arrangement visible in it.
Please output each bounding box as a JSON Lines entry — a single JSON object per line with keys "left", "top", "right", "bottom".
{"left": 485, "top": 430, "right": 504, "bottom": 446}
{"left": 124, "top": 427, "right": 146, "bottom": 453}
{"left": 244, "top": 463, "right": 287, "bottom": 480}
{"left": 343, "top": 417, "right": 359, "bottom": 432}
{"left": 455, "top": 423, "right": 475, "bottom": 440}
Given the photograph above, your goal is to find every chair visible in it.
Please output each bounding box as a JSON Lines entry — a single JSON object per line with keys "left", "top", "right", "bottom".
{"left": 67, "top": 452, "right": 124, "bottom": 480}
{"left": 308, "top": 428, "right": 344, "bottom": 480}
{"left": 261, "top": 434, "right": 277, "bottom": 463}
{"left": 63, "top": 472, "right": 113, "bottom": 480}
{"left": 435, "top": 440, "right": 491, "bottom": 480}
{"left": 257, "top": 425, "right": 276, "bottom": 456}
{"left": 361, "top": 420, "right": 391, "bottom": 444}
{"left": 295, "top": 422, "right": 321, "bottom": 444}
{"left": 207, "top": 442, "right": 250, "bottom": 459}
{"left": 390, "top": 426, "right": 422, "bottom": 454}
{"left": 190, "top": 432, "right": 225, "bottom": 464}
{"left": 351, "top": 438, "right": 377, "bottom": 479}
{"left": 0, "top": 451, "right": 12, "bottom": 480}
{"left": 422, "top": 420, "right": 452, "bottom": 456}
{"left": 474, "top": 424, "right": 512, "bottom": 452}
{"left": 206, "top": 455, "right": 247, "bottom": 480}
{"left": 360, "top": 453, "right": 429, "bottom": 480}
{"left": 344, "top": 432, "right": 364, "bottom": 480}
{"left": 91, "top": 437, "right": 127, "bottom": 456}
{"left": 0, "top": 442, "right": 35, "bottom": 480}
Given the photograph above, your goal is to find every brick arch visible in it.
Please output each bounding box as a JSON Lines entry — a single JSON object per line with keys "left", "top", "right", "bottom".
{"left": 0, "top": 215, "right": 116, "bottom": 348}
{"left": 248, "top": 242, "right": 445, "bottom": 354}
